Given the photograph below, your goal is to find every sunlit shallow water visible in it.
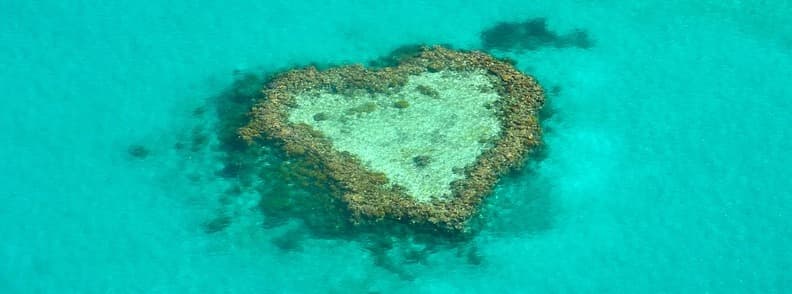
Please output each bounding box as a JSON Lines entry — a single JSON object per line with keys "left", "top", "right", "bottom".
{"left": 1, "top": 1, "right": 791, "bottom": 292}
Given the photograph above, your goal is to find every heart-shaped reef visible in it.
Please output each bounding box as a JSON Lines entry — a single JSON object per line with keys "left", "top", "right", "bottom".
{"left": 240, "top": 46, "right": 544, "bottom": 231}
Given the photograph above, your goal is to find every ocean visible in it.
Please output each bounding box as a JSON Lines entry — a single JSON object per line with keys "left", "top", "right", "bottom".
{"left": 1, "top": 0, "right": 790, "bottom": 292}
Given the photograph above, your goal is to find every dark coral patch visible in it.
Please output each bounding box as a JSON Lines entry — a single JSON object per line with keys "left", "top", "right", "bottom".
{"left": 412, "top": 155, "right": 432, "bottom": 168}
{"left": 202, "top": 215, "right": 232, "bottom": 234}
{"left": 127, "top": 144, "right": 150, "bottom": 159}
{"left": 481, "top": 18, "right": 593, "bottom": 52}
{"left": 271, "top": 228, "right": 306, "bottom": 252}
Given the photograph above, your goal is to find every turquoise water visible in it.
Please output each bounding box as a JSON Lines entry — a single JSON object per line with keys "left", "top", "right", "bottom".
{"left": 2, "top": 0, "right": 791, "bottom": 292}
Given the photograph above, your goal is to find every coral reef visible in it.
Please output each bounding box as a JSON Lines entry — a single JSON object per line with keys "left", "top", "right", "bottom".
{"left": 173, "top": 54, "right": 532, "bottom": 277}
{"left": 240, "top": 46, "right": 544, "bottom": 231}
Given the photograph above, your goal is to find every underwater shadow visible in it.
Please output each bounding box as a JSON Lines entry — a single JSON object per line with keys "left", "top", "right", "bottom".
{"left": 480, "top": 17, "right": 593, "bottom": 52}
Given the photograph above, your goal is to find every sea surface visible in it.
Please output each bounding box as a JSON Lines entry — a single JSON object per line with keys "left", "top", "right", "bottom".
{"left": 2, "top": 1, "right": 791, "bottom": 293}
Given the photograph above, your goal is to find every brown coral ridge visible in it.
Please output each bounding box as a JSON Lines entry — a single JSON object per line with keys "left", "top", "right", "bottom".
{"left": 239, "top": 46, "right": 545, "bottom": 231}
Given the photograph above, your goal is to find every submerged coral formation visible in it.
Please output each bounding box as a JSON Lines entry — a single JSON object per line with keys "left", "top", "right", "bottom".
{"left": 240, "top": 46, "right": 544, "bottom": 231}
{"left": 480, "top": 18, "right": 593, "bottom": 51}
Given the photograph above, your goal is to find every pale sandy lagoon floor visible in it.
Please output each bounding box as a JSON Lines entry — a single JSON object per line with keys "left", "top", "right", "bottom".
{"left": 289, "top": 70, "right": 500, "bottom": 201}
